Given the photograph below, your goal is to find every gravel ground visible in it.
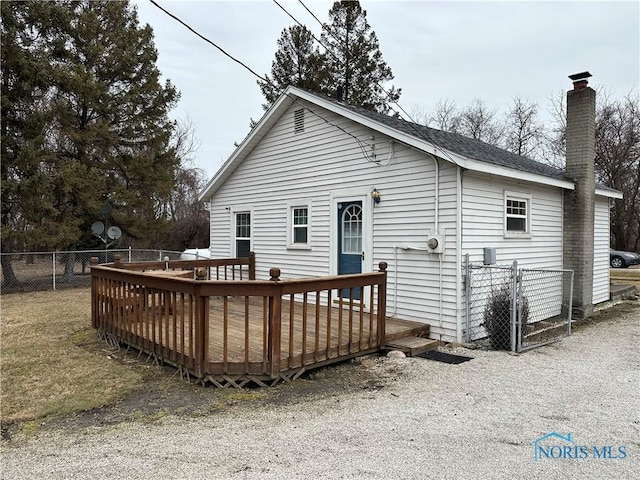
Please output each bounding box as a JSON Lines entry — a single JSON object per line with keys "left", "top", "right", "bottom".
{"left": 2, "top": 302, "right": 639, "bottom": 480}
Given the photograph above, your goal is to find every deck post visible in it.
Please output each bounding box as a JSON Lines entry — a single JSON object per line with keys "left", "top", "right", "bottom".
{"left": 377, "top": 262, "right": 388, "bottom": 349}
{"left": 268, "top": 268, "right": 282, "bottom": 378}
{"left": 193, "top": 284, "right": 207, "bottom": 377}
{"left": 249, "top": 251, "right": 256, "bottom": 280}
{"left": 90, "top": 258, "right": 99, "bottom": 328}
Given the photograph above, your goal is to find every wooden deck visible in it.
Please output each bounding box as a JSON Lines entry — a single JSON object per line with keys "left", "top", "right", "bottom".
{"left": 91, "top": 254, "right": 429, "bottom": 387}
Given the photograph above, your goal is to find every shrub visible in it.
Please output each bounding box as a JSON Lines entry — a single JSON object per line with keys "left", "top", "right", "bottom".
{"left": 483, "top": 285, "right": 529, "bottom": 350}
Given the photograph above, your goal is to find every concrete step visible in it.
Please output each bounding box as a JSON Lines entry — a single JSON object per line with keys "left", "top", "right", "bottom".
{"left": 385, "top": 336, "right": 440, "bottom": 357}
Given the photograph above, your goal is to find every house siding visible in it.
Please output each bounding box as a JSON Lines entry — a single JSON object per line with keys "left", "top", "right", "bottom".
{"left": 461, "top": 171, "right": 564, "bottom": 268}
{"left": 593, "top": 196, "right": 610, "bottom": 304}
{"left": 207, "top": 100, "right": 460, "bottom": 341}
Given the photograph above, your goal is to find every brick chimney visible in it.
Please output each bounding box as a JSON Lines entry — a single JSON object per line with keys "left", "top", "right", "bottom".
{"left": 563, "top": 71, "right": 595, "bottom": 318}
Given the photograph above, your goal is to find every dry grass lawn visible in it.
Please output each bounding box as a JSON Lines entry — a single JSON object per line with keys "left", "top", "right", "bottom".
{"left": 1, "top": 289, "right": 142, "bottom": 425}
{"left": 610, "top": 266, "right": 640, "bottom": 289}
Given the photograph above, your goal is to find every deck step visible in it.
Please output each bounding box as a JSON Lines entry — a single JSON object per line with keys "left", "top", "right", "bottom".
{"left": 385, "top": 336, "right": 440, "bottom": 357}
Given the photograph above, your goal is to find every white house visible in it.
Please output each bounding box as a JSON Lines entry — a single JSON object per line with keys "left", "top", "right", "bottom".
{"left": 199, "top": 76, "right": 621, "bottom": 343}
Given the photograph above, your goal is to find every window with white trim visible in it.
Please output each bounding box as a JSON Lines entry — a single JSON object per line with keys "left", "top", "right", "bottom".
{"left": 287, "top": 201, "right": 312, "bottom": 249}
{"left": 504, "top": 192, "right": 531, "bottom": 237}
{"left": 235, "top": 212, "right": 251, "bottom": 257}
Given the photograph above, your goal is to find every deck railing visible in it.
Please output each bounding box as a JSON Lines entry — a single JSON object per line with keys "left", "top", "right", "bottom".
{"left": 90, "top": 253, "right": 388, "bottom": 386}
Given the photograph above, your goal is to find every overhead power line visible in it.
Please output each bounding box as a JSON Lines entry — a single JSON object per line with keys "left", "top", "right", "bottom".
{"left": 149, "top": 0, "right": 377, "bottom": 162}
{"left": 148, "top": 0, "right": 268, "bottom": 83}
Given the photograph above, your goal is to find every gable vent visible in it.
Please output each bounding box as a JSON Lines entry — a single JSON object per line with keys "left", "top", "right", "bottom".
{"left": 294, "top": 108, "right": 305, "bottom": 133}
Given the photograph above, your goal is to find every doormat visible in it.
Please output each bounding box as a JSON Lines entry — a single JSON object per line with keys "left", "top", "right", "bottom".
{"left": 417, "top": 351, "right": 473, "bottom": 364}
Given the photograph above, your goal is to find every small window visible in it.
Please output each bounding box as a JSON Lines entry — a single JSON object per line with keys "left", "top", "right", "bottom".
{"left": 292, "top": 207, "right": 308, "bottom": 244}
{"left": 235, "top": 212, "right": 251, "bottom": 257}
{"left": 294, "top": 108, "right": 304, "bottom": 133}
{"left": 287, "top": 201, "right": 312, "bottom": 249}
{"left": 504, "top": 192, "right": 531, "bottom": 238}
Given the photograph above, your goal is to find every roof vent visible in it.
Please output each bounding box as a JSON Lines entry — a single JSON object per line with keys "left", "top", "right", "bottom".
{"left": 294, "top": 108, "right": 304, "bottom": 133}
{"left": 568, "top": 71, "right": 592, "bottom": 90}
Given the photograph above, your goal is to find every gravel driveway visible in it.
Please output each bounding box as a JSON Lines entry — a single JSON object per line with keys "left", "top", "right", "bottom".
{"left": 2, "top": 302, "right": 639, "bottom": 480}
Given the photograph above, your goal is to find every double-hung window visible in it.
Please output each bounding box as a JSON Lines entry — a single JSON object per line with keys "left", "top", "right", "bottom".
{"left": 287, "top": 201, "right": 311, "bottom": 249}
{"left": 235, "top": 212, "right": 251, "bottom": 257}
{"left": 504, "top": 192, "right": 531, "bottom": 238}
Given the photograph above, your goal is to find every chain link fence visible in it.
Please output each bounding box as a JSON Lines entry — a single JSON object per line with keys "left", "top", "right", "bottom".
{"left": 464, "top": 256, "right": 574, "bottom": 352}
{"left": 0, "top": 249, "right": 190, "bottom": 294}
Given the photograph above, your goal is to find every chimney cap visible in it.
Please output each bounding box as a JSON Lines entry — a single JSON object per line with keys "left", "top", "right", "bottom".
{"left": 568, "top": 71, "right": 592, "bottom": 82}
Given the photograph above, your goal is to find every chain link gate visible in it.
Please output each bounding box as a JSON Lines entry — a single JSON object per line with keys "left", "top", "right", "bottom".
{"left": 464, "top": 255, "right": 574, "bottom": 352}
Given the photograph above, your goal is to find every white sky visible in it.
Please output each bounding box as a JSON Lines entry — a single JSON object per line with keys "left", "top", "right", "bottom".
{"left": 134, "top": 0, "right": 640, "bottom": 178}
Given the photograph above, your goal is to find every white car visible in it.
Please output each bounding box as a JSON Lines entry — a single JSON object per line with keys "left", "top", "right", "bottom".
{"left": 180, "top": 248, "right": 211, "bottom": 260}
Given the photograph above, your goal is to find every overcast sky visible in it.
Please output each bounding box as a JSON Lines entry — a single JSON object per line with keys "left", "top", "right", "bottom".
{"left": 134, "top": 0, "right": 640, "bottom": 179}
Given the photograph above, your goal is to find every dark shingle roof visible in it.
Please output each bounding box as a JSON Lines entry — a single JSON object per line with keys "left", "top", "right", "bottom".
{"left": 335, "top": 100, "right": 570, "bottom": 181}
{"left": 301, "top": 89, "right": 571, "bottom": 182}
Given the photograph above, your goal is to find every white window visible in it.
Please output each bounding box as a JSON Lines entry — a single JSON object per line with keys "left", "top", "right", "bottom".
{"left": 235, "top": 211, "right": 251, "bottom": 257}
{"left": 287, "top": 201, "right": 311, "bottom": 249}
{"left": 504, "top": 192, "right": 531, "bottom": 238}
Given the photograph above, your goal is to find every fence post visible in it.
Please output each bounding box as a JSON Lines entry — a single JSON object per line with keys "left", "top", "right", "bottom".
{"left": 511, "top": 260, "right": 518, "bottom": 352}
{"left": 377, "top": 262, "right": 388, "bottom": 349}
{"left": 268, "top": 268, "right": 282, "bottom": 379}
{"left": 567, "top": 271, "right": 574, "bottom": 336}
{"left": 128, "top": 246, "right": 132, "bottom": 263}
{"left": 52, "top": 252, "right": 56, "bottom": 290}
{"left": 464, "top": 253, "right": 470, "bottom": 342}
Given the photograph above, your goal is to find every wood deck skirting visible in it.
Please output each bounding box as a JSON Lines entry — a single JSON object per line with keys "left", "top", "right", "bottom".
{"left": 90, "top": 254, "right": 416, "bottom": 385}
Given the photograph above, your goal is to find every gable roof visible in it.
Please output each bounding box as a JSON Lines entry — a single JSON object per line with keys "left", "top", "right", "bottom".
{"left": 199, "top": 86, "right": 622, "bottom": 200}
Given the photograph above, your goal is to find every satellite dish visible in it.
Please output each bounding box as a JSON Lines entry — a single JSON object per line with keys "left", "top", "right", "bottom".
{"left": 91, "top": 221, "right": 105, "bottom": 235}
{"left": 107, "top": 226, "right": 122, "bottom": 240}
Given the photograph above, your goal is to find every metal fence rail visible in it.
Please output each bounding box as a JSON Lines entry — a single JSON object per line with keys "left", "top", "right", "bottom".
{"left": 0, "top": 249, "right": 194, "bottom": 294}
{"left": 465, "top": 255, "right": 574, "bottom": 352}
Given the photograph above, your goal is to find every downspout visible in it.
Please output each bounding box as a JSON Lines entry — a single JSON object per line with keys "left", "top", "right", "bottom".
{"left": 428, "top": 153, "right": 443, "bottom": 329}
{"left": 455, "top": 167, "right": 463, "bottom": 342}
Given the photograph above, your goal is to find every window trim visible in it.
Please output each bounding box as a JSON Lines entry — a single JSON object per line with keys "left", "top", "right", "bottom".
{"left": 232, "top": 208, "right": 253, "bottom": 257}
{"left": 504, "top": 191, "right": 532, "bottom": 238}
{"left": 286, "top": 200, "right": 312, "bottom": 250}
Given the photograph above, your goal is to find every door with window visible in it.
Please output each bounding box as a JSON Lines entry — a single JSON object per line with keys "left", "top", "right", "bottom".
{"left": 338, "top": 201, "right": 363, "bottom": 299}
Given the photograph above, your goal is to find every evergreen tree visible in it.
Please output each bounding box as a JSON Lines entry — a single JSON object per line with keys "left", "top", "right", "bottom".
{"left": 321, "top": 0, "right": 400, "bottom": 113}
{"left": 258, "top": 25, "right": 325, "bottom": 110}
{"left": 1, "top": 0, "right": 180, "bottom": 285}
{"left": 258, "top": 1, "right": 400, "bottom": 113}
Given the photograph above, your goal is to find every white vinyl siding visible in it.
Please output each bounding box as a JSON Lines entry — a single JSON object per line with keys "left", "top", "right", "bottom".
{"left": 461, "top": 172, "right": 563, "bottom": 268}
{"left": 593, "top": 196, "right": 610, "bottom": 304}
{"left": 207, "top": 100, "right": 460, "bottom": 341}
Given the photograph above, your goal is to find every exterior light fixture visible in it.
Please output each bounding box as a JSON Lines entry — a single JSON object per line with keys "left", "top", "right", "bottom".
{"left": 371, "top": 188, "right": 381, "bottom": 204}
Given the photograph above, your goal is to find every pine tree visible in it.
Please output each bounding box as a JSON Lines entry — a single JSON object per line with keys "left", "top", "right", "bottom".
{"left": 258, "top": 25, "right": 326, "bottom": 109}
{"left": 1, "top": 0, "right": 180, "bottom": 285}
{"left": 321, "top": 0, "right": 400, "bottom": 113}
{"left": 258, "top": 1, "right": 400, "bottom": 113}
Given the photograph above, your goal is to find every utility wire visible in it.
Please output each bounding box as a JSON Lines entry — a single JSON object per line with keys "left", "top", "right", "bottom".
{"left": 149, "top": 0, "right": 376, "bottom": 162}
{"left": 149, "top": 0, "right": 268, "bottom": 83}
{"left": 293, "top": 0, "right": 459, "bottom": 165}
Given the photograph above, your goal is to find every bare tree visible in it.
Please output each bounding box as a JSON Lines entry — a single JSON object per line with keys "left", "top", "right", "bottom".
{"left": 457, "top": 99, "right": 505, "bottom": 145}
{"left": 503, "top": 97, "right": 546, "bottom": 159}
{"left": 594, "top": 94, "right": 640, "bottom": 251}
{"left": 429, "top": 99, "right": 461, "bottom": 132}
